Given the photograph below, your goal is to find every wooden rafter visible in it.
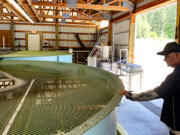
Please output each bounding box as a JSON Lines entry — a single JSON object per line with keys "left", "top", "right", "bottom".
{"left": 26, "top": 0, "right": 41, "bottom": 22}
{"left": 0, "top": 3, "right": 2, "bottom": 13}
{"left": 39, "top": 14, "right": 108, "bottom": 20}
{"left": 31, "top": 2, "right": 130, "bottom": 11}
{"left": 0, "top": 0, "right": 135, "bottom": 23}
{"left": 3, "top": 2, "right": 27, "bottom": 22}
{"left": 0, "top": 13, "right": 15, "bottom": 17}
{"left": 17, "top": 0, "right": 38, "bottom": 22}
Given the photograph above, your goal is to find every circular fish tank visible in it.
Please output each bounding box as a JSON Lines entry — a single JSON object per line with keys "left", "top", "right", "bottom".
{"left": 0, "top": 60, "right": 123, "bottom": 135}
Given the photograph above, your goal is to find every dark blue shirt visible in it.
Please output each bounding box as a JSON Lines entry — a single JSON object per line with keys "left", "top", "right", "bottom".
{"left": 156, "top": 64, "right": 180, "bottom": 130}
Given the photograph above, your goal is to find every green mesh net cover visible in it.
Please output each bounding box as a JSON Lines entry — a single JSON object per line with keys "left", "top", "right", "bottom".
{"left": 0, "top": 51, "right": 70, "bottom": 57}
{"left": 0, "top": 60, "right": 124, "bottom": 135}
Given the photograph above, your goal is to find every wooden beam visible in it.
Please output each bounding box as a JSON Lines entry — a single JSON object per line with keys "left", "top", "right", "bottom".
{"left": 0, "top": 13, "right": 16, "bottom": 16}
{"left": 107, "top": 0, "right": 120, "bottom": 5}
{"left": 39, "top": 14, "right": 108, "bottom": 20}
{"left": 10, "top": 19, "right": 15, "bottom": 50}
{"left": 26, "top": 0, "right": 41, "bottom": 22}
{"left": 176, "top": 0, "right": 180, "bottom": 43}
{"left": 96, "top": 21, "right": 100, "bottom": 39}
{"left": 77, "top": 0, "right": 87, "bottom": 4}
{"left": 100, "top": 26, "right": 108, "bottom": 30}
{"left": 20, "top": 4, "right": 38, "bottom": 22}
{"left": 0, "top": 22, "right": 96, "bottom": 27}
{"left": 91, "top": 12, "right": 100, "bottom": 17}
{"left": 107, "top": 0, "right": 134, "bottom": 5}
{"left": 111, "top": 12, "right": 130, "bottom": 23}
{"left": 31, "top": 2, "right": 130, "bottom": 11}
{"left": 0, "top": 19, "right": 23, "bottom": 21}
{"left": 136, "top": 0, "right": 144, "bottom": 4}
{"left": 0, "top": 3, "right": 2, "bottom": 13}
{"left": 128, "top": 12, "right": 135, "bottom": 63}
{"left": 3, "top": 3, "right": 27, "bottom": 22}
{"left": 134, "top": 0, "right": 176, "bottom": 15}
{"left": 55, "top": 22, "right": 58, "bottom": 47}
{"left": 108, "top": 21, "right": 112, "bottom": 46}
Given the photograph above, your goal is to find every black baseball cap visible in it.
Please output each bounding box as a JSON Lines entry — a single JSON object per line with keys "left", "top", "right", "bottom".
{"left": 157, "top": 42, "right": 180, "bottom": 55}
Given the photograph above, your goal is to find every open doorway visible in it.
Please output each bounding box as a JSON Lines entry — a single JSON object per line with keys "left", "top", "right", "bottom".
{"left": 134, "top": 3, "right": 177, "bottom": 91}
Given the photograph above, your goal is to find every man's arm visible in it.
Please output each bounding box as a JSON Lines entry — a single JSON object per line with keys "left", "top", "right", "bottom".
{"left": 119, "top": 87, "right": 160, "bottom": 101}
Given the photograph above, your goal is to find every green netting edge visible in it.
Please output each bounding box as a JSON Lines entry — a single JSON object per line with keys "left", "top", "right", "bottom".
{"left": 0, "top": 60, "right": 124, "bottom": 135}
{"left": 0, "top": 51, "right": 71, "bottom": 57}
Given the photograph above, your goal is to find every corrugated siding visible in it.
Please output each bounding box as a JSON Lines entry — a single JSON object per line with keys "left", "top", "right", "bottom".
{"left": 113, "top": 20, "right": 129, "bottom": 46}
{"left": 59, "top": 26, "right": 96, "bottom": 47}
{"left": 59, "top": 27, "right": 96, "bottom": 33}
{"left": 15, "top": 24, "right": 55, "bottom": 31}
{"left": 99, "top": 27, "right": 108, "bottom": 42}
{"left": 0, "top": 24, "right": 10, "bottom": 30}
{"left": 12, "top": 24, "right": 96, "bottom": 48}
{"left": 113, "top": 19, "right": 129, "bottom": 59}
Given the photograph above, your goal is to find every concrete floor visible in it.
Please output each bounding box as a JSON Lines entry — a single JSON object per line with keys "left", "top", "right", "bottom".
{"left": 117, "top": 97, "right": 169, "bottom": 135}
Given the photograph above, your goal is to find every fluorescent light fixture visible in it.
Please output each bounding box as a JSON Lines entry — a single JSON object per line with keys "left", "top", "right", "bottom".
{"left": 6, "top": 0, "right": 34, "bottom": 23}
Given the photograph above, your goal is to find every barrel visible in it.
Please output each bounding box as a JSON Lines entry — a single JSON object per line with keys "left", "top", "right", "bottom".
{"left": 111, "top": 62, "right": 120, "bottom": 75}
{"left": 99, "top": 62, "right": 111, "bottom": 71}
{"left": 102, "top": 46, "right": 109, "bottom": 59}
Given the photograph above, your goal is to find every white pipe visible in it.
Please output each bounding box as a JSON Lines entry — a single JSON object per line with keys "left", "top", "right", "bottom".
{"left": 6, "top": 0, "right": 34, "bottom": 23}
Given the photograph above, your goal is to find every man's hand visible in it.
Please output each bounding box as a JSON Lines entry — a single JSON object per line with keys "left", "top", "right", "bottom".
{"left": 118, "top": 90, "right": 129, "bottom": 95}
{"left": 118, "top": 90, "right": 134, "bottom": 100}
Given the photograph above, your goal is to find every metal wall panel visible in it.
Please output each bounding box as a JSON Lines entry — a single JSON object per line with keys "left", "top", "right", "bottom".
{"left": 113, "top": 20, "right": 129, "bottom": 59}
{"left": 0, "top": 23, "right": 97, "bottom": 49}
{"left": 0, "top": 24, "right": 10, "bottom": 30}
{"left": 15, "top": 32, "right": 25, "bottom": 38}
{"left": 43, "top": 33, "right": 56, "bottom": 39}
{"left": 114, "top": 20, "right": 129, "bottom": 34}
{"left": 59, "top": 27, "right": 96, "bottom": 33}
{"left": 58, "top": 26, "right": 96, "bottom": 47}
{"left": 15, "top": 24, "right": 55, "bottom": 32}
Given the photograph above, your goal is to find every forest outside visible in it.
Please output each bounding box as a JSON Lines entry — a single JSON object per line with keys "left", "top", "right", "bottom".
{"left": 136, "top": 3, "right": 176, "bottom": 40}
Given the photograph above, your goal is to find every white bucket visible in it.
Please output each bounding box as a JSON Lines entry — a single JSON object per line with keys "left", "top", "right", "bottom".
{"left": 111, "top": 62, "right": 119, "bottom": 75}
{"left": 99, "top": 62, "right": 111, "bottom": 72}
{"left": 102, "top": 46, "right": 109, "bottom": 59}
{"left": 69, "top": 48, "right": 73, "bottom": 53}
{"left": 87, "top": 56, "right": 97, "bottom": 67}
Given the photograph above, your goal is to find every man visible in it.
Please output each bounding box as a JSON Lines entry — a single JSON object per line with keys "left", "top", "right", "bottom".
{"left": 119, "top": 42, "right": 180, "bottom": 135}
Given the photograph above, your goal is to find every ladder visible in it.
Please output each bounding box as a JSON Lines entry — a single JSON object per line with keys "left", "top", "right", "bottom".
{"left": 88, "top": 36, "right": 107, "bottom": 57}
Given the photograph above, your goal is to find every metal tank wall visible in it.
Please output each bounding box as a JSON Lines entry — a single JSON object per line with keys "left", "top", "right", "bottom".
{"left": 83, "top": 108, "right": 117, "bottom": 135}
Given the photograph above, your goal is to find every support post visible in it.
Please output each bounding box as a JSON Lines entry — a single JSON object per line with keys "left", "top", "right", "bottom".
{"left": 108, "top": 21, "right": 112, "bottom": 46}
{"left": 55, "top": 22, "right": 59, "bottom": 48}
{"left": 10, "top": 17, "right": 15, "bottom": 50}
{"left": 176, "top": 0, "right": 180, "bottom": 43}
{"left": 96, "top": 21, "right": 100, "bottom": 40}
{"left": 128, "top": 12, "right": 135, "bottom": 63}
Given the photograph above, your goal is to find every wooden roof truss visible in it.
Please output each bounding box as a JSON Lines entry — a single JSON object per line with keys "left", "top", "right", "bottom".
{"left": 0, "top": 0, "right": 135, "bottom": 24}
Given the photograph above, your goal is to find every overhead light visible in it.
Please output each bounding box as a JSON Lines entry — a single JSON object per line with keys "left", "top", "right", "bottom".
{"left": 6, "top": 0, "right": 34, "bottom": 23}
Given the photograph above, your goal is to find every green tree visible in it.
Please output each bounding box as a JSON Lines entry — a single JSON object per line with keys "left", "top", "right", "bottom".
{"left": 136, "top": 15, "right": 151, "bottom": 39}
{"left": 136, "top": 3, "right": 176, "bottom": 39}
{"left": 163, "top": 5, "right": 176, "bottom": 38}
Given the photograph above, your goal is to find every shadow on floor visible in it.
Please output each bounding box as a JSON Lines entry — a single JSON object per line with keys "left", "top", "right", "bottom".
{"left": 117, "top": 97, "right": 169, "bottom": 135}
